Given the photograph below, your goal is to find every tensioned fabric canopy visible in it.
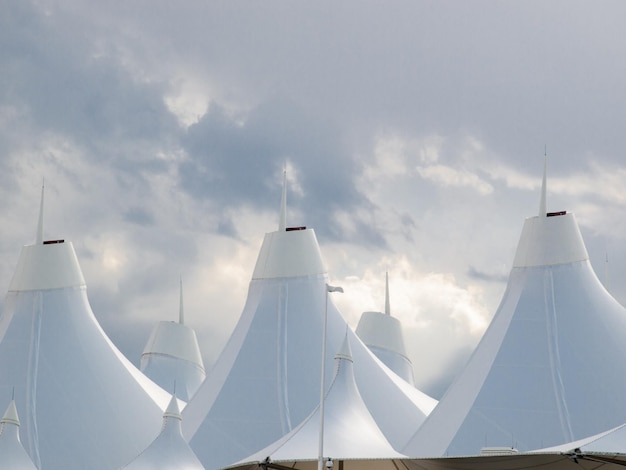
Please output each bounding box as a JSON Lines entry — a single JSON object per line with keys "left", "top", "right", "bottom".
{"left": 183, "top": 185, "right": 436, "bottom": 470}
{"left": 122, "top": 394, "right": 205, "bottom": 470}
{"left": 0, "top": 400, "right": 37, "bottom": 469}
{"left": 225, "top": 451, "right": 626, "bottom": 470}
{"left": 235, "top": 335, "right": 405, "bottom": 465}
{"left": 0, "top": 193, "right": 170, "bottom": 469}
{"left": 404, "top": 169, "right": 626, "bottom": 456}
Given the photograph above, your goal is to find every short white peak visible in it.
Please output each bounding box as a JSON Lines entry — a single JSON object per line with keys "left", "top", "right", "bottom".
{"left": 1, "top": 400, "right": 19, "bottom": 426}
{"left": 334, "top": 333, "right": 353, "bottom": 363}
{"left": 163, "top": 394, "right": 182, "bottom": 421}
{"left": 141, "top": 320, "right": 205, "bottom": 367}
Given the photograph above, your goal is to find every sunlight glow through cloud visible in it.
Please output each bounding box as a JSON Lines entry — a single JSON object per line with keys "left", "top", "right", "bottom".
{"left": 2, "top": 0, "right": 626, "bottom": 401}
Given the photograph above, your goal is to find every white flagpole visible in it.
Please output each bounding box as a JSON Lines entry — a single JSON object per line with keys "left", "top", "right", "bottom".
{"left": 318, "top": 283, "right": 343, "bottom": 470}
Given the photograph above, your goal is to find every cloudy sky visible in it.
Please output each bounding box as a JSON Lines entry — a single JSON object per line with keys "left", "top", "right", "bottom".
{"left": 1, "top": 0, "right": 626, "bottom": 398}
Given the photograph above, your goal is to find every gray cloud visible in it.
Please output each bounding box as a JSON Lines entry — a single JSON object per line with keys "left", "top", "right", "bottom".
{"left": 180, "top": 96, "right": 379, "bottom": 244}
{"left": 1, "top": 0, "right": 626, "bottom": 398}
{"left": 123, "top": 207, "right": 155, "bottom": 227}
{"left": 467, "top": 266, "right": 509, "bottom": 284}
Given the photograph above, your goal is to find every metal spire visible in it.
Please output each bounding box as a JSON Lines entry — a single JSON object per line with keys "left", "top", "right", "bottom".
{"left": 279, "top": 167, "right": 287, "bottom": 231}
{"left": 539, "top": 150, "right": 547, "bottom": 217}
{"left": 384, "top": 272, "right": 391, "bottom": 316}
{"left": 179, "top": 276, "right": 185, "bottom": 325}
{"left": 36, "top": 180, "right": 45, "bottom": 244}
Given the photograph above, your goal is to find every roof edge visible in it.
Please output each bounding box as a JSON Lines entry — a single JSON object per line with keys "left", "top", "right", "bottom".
{"left": 252, "top": 228, "right": 327, "bottom": 280}
{"left": 8, "top": 241, "right": 86, "bottom": 291}
{"left": 512, "top": 212, "right": 589, "bottom": 268}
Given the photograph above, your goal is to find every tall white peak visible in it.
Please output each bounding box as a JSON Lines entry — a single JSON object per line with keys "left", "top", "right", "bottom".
{"left": 252, "top": 228, "right": 326, "bottom": 280}
{"left": 183, "top": 215, "right": 435, "bottom": 470}
{"left": 403, "top": 161, "right": 626, "bottom": 457}
{"left": 513, "top": 157, "right": 587, "bottom": 268}
{"left": 356, "top": 273, "right": 415, "bottom": 386}
{"left": 141, "top": 280, "right": 206, "bottom": 402}
{"left": 0, "top": 193, "right": 170, "bottom": 470}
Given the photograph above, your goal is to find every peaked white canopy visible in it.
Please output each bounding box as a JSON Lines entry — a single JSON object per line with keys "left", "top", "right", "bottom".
{"left": 236, "top": 335, "right": 405, "bottom": 465}
{"left": 226, "top": 452, "right": 626, "bottom": 470}
{"left": 537, "top": 419, "right": 626, "bottom": 455}
{"left": 403, "top": 167, "right": 626, "bottom": 456}
{"left": 0, "top": 195, "right": 171, "bottom": 469}
{"left": 141, "top": 279, "right": 206, "bottom": 401}
{"left": 0, "top": 400, "right": 37, "bottom": 470}
{"left": 183, "top": 194, "right": 436, "bottom": 470}
{"left": 356, "top": 273, "right": 415, "bottom": 385}
{"left": 122, "top": 394, "right": 205, "bottom": 470}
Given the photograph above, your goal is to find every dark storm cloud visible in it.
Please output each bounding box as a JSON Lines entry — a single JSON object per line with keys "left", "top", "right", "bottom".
{"left": 123, "top": 206, "right": 155, "bottom": 227}
{"left": 180, "top": 96, "right": 384, "bottom": 245}
{"left": 2, "top": 0, "right": 626, "bottom": 391}
{"left": 182, "top": 1, "right": 626, "bottom": 173}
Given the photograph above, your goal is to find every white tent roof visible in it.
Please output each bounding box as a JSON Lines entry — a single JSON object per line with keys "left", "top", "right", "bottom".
{"left": 0, "top": 192, "right": 171, "bottom": 469}
{"left": 236, "top": 335, "right": 405, "bottom": 464}
{"left": 225, "top": 452, "right": 626, "bottom": 470}
{"left": 537, "top": 420, "right": 626, "bottom": 455}
{"left": 0, "top": 400, "right": 37, "bottom": 469}
{"left": 121, "top": 394, "right": 205, "bottom": 470}
{"left": 141, "top": 280, "right": 206, "bottom": 401}
{"left": 183, "top": 187, "right": 436, "bottom": 470}
{"left": 356, "top": 273, "right": 415, "bottom": 385}
{"left": 403, "top": 167, "right": 626, "bottom": 456}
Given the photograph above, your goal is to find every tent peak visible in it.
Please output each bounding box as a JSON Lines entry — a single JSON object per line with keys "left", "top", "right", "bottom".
{"left": 164, "top": 394, "right": 182, "bottom": 421}
{"left": 1, "top": 400, "right": 19, "bottom": 426}
{"left": 334, "top": 331, "right": 353, "bottom": 363}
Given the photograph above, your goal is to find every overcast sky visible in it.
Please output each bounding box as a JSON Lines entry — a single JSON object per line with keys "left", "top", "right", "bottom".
{"left": 1, "top": 0, "right": 626, "bottom": 398}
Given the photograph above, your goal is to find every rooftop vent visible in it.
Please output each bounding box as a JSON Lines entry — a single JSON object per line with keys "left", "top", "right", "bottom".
{"left": 480, "top": 447, "right": 519, "bottom": 456}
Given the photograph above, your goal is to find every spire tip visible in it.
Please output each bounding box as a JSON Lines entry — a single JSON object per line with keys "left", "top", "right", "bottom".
{"left": 539, "top": 152, "right": 547, "bottom": 217}
{"left": 279, "top": 166, "right": 287, "bottom": 231}
{"left": 36, "top": 180, "right": 45, "bottom": 244}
